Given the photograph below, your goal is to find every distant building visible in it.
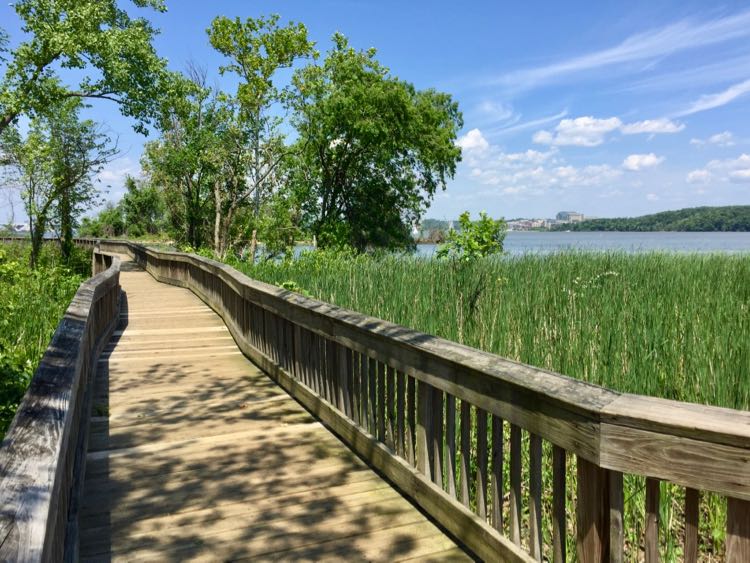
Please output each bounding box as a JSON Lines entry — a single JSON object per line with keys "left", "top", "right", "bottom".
{"left": 556, "top": 211, "right": 585, "bottom": 223}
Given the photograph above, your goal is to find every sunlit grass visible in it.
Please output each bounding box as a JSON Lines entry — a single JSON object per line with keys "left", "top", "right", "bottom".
{"left": 0, "top": 243, "right": 89, "bottom": 435}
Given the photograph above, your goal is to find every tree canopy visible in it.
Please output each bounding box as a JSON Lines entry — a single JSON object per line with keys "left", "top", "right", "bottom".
{"left": 553, "top": 206, "right": 750, "bottom": 232}
{"left": 0, "top": 0, "right": 167, "bottom": 134}
{"left": 288, "top": 33, "right": 463, "bottom": 251}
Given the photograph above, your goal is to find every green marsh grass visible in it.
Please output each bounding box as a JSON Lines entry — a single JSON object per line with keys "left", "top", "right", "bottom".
{"left": 0, "top": 243, "right": 89, "bottom": 435}
{"left": 236, "top": 250, "right": 749, "bottom": 560}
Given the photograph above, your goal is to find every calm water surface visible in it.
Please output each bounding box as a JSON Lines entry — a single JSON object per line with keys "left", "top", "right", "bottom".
{"left": 416, "top": 231, "right": 750, "bottom": 256}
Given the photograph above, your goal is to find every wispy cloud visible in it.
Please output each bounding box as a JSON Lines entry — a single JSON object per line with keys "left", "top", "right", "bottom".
{"left": 532, "top": 115, "right": 683, "bottom": 147}
{"left": 673, "top": 78, "right": 750, "bottom": 117}
{"left": 484, "top": 10, "right": 750, "bottom": 92}
{"left": 622, "top": 153, "right": 665, "bottom": 171}
{"left": 484, "top": 109, "right": 568, "bottom": 137}
{"left": 690, "top": 131, "right": 736, "bottom": 147}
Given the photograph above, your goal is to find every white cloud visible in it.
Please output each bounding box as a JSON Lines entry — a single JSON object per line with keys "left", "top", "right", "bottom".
{"left": 486, "top": 10, "right": 750, "bottom": 91}
{"left": 97, "top": 157, "right": 137, "bottom": 186}
{"left": 487, "top": 109, "right": 568, "bottom": 137}
{"left": 675, "top": 78, "right": 750, "bottom": 117}
{"left": 729, "top": 169, "right": 750, "bottom": 183}
{"left": 533, "top": 116, "right": 622, "bottom": 147}
{"left": 701, "top": 153, "right": 750, "bottom": 183}
{"left": 620, "top": 118, "right": 685, "bottom": 134}
{"left": 686, "top": 169, "right": 712, "bottom": 184}
{"left": 476, "top": 101, "right": 516, "bottom": 123}
{"left": 646, "top": 193, "right": 659, "bottom": 201}
{"left": 459, "top": 132, "right": 621, "bottom": 195}
{"left": 457, "top": 128, "right": 489, "bottom": 153}
{"left": 690, "top": 131, "right": 736, "bottom": 147}
{"left": 622, "top": 153, "right": 665, "bottom": 171}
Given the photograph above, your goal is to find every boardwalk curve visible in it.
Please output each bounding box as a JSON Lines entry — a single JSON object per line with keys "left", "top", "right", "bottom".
{"left": 80, "top": 256, "right": 469, "bottom": 561}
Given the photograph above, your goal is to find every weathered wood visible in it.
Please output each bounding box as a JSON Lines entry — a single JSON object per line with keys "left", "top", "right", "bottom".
{"left": 727, "top": 497, "right": 750, "bottom": 563}
{"left": 645, "top": 477, "right": 660, "bottom": 563}
{"left": 79, "top": 259, "right": 471, "bottom": 563}
{"left": 359, "top": 352, "right": 369, "bottom": 432}
{"left": 684, "top": 488, "right": 699, "bottom": 563}
{"left": 378, "top": 362, "right": 387, "bottom": 444}
{"left": 446, "top": 394, "right": 457, "bottom": 499}
{"left": 552, "top": 445, "right": 566, "bottom": 563}
{"left": 459, "top": 401, "right": 471, "bottom": 508}
{"left": 529, "top": 433, "right": 543, "bottom": 561}
{"left": 491, "top": 415, "right": 503, "bottom": 532}
{"left": 417, "top": 381, "right": 433, "bottom": 481}
{"left": 609, "top": 470, "right": 624, "bottom": 563}
{"left": 432, "top": 386, "right": 444, "bottom": 488}
{"left": 397, "top": 371, "right": 406, "bottom": 458}
{"left": 510, "top": 424, "right": 522, "bottom": 546}
{"left": 387, "top": 365, "right": 396, "bottom": 450}
{"left": 476, "top": 408, "right": 488, "bottom": 520}
{"left": 576, "top": 457, "right": 610, "bottom": 563}
{"left": 368, "top": 357, "right": 377, "bottom": 437}
{"left": 0, "top": 252, "right": 121, "bottom": 562}
{"left": 406, "top": 376, "right": 416, "bottom": 466}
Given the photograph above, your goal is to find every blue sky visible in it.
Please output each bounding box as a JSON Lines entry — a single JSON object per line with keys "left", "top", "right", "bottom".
{"left": 2, "top": 0, "right": 750, "bottom": 222}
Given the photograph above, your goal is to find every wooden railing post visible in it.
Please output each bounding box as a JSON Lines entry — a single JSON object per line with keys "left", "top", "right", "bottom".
{"left": 576, "top": 456, "right": 610, "bottom": 563}
{"left": 727, "top": 497, "right": 750, "bottom": 562}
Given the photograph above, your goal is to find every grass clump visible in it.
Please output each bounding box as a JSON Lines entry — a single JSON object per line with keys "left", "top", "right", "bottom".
{"left": 0, "top": 243, "right": 90, "bottom": 435}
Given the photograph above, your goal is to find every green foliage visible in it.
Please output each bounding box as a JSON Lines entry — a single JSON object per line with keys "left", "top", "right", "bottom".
{"left": 121, "top": 176, "right": 165, "bottom": 236}
{"left": 0, "top": 243, "right": 86, "bottom": 435}
{"left": 555, "top": 205, "right": 750, "bottom": 232}
{"left": 2, "top": 98, "right": 116, "bottom": 266}
{"left": 436, "top": 211, "right": 506, "bottom": 262}
{"left": 78, "top": 202, "right": 126, "bottom": 237}
{"left": 0, "top": 0, "right": 167, "bottom": 134}
{"left": 288, "top": 33, "right": 463, "bottom": 251}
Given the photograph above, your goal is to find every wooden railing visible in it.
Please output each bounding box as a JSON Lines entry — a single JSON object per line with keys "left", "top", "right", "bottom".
{"left": 0, "top": 250, "right": 121, "bottom": 562}
{"left": 101, "top": 241, "right": 750, "bottom": 562}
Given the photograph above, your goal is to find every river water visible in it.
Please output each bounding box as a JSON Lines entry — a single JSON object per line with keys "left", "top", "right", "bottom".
{"left": 415, "top": 231, "right": 750, "bottom": 256}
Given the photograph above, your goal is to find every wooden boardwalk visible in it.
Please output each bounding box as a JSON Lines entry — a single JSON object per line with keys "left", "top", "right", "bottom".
{"left": 79, "top": 257, "right": 470, "bottom": 562}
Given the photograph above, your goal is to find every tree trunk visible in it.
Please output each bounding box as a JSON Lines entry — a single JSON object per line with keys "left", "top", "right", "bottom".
{"left": 213, "top": 181, "right": 223, "bottom": 257}
{"left": 249, "top": 229, "right": 258, "bottom": 264}
{"left": 58, "top": 184, "right": 74, "bottom": 263}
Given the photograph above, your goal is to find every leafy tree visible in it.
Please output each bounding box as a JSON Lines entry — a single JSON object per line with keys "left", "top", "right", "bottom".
{"left": 79, "top": 202, "right": 126, "bottom": 237}
{"left": 436, "top": 211, "right": 506, "bottom": 261}
{"left": 0, "top": 0, "right": 167, "bottom": 135}
{"left": 142, "top": 70, "right": 221, "bottom": 248}
{"left": 436, "top": 211, "right": 506, "bottom": 344}
{"left": 1, "top": 99, "right": 116, "bottom": 265}
{"left": 206, "top": 14, "right": 314, "bottom": 257}
{"left": 121, "top": 176, "right": 165, "bottom": 236}
{"left": 288, "top": 33, "right": 462, "bottom": 251}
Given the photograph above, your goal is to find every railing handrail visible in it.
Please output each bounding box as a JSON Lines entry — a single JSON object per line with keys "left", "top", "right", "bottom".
{"left": 0, "top": 250, "right": 120, "bottom": 562}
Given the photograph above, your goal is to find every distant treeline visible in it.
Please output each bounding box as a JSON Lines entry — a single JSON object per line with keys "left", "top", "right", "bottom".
{"left": 552, "top": 206, "right": 750, "bottom": 232}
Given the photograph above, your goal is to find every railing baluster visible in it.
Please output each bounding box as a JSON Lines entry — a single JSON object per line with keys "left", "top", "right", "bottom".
{"left": 417, "top": 381, "right": 433, "bottom": 481}
{"left": 459, "top": 400, "right": 471, "bottom": 508}
{"left": 446, "top": 394, "right": 457, "bottom": 499}
{"left": 351, "top": 350, "right": 360, "bottom": 426}
{"left": 576, "top": 457, "right": 612, "bottom": 563}
{"left": 645, "top": 477, "right": 660, "bottom": 563}
{"left": 368, "top": 357, "right": 377, "bottom": 436}
{"left": 727, "top": 497, "right": 750, "bottom": 562}
{"left": 552, "top": 445, "right": 566, "bottom": 563}
{"left": 529, "top": 432, "right": 543, "bottom": 560}
{"left": 684, "top": 488, "right": 699, "bottom": 563}
{"left": 510, "top": 424, "right": 522, "bottom": 545}
{"left": 406, "top": 376, "right": 416, "bottom": 466}
{"left": 386, "top": 366, "right": 396, "bottom": 450}
{"left": 432, "top": 386, "right": 444, "bottom": 488}
{"left": 396, "top": 371, "right": 405, "bottom": 457}
{"left": 359, "top": 353, "right": 369, "bottom": 429}
{"left": 476, "top": 408, "right": 488, "bottom": 519}
{"left": 377, "top": 362, "right": 387, "bottom": 443}
{"left": 491, "top": 415, "right": 503, "bottom": 531}
{"left": 609, "top": 470, "right": 624, "bottom": 563}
